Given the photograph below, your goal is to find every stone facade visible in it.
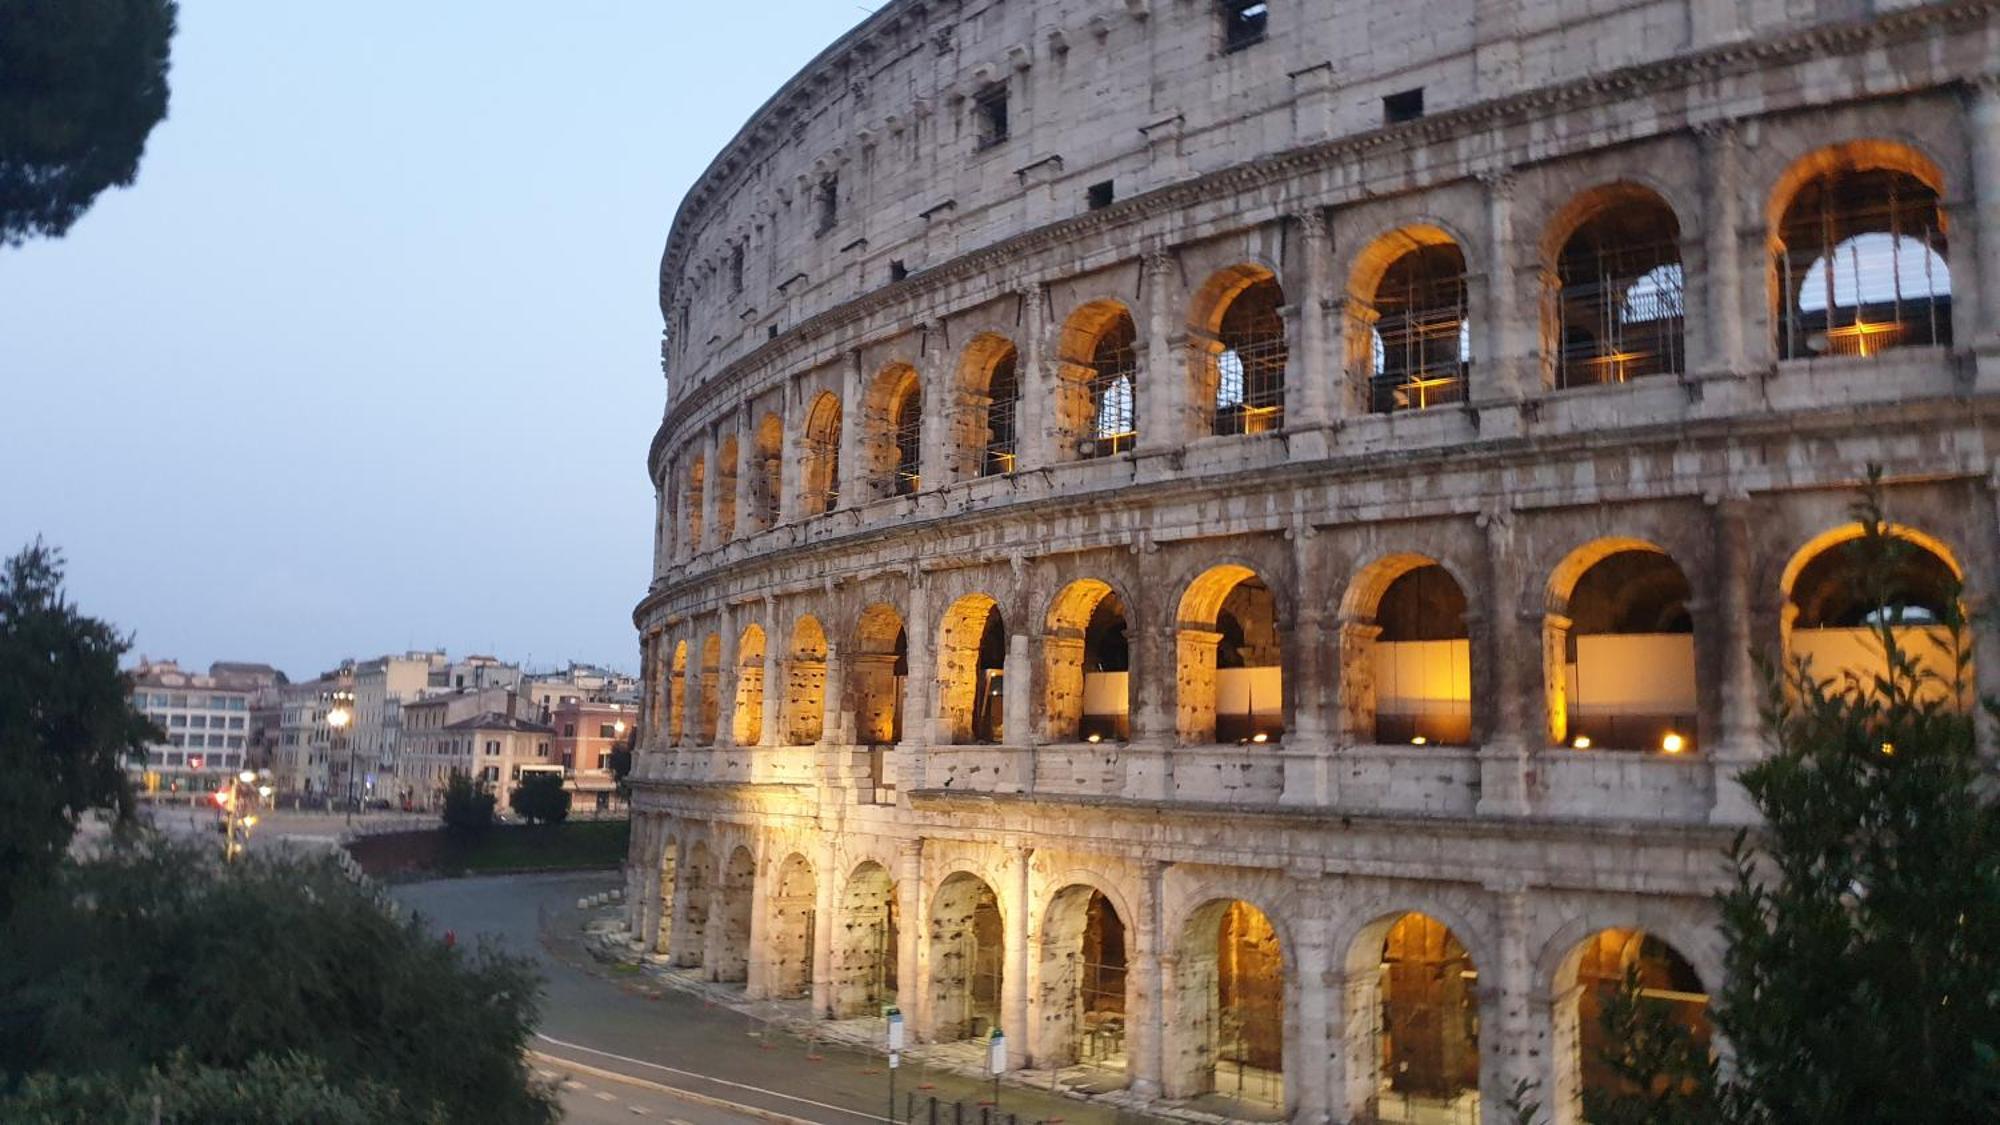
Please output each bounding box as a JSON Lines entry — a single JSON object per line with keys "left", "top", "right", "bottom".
{"left": 628, "top": 2, "right": 2000, "bottom": 1122}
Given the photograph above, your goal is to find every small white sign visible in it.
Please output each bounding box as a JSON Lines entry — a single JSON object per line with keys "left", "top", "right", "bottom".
{"left": 887, "top": 1008, "right": 905, "bottom": 1052}
{"left": 888, "top": 1050, "right": 901, "bottom": 1070}
{"left": 988, "top": 1029, "right": 1006, "bottom": 1074}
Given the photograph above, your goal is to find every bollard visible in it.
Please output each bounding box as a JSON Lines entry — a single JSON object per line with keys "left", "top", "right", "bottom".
{"left": 980, "top": 1107, "right": 990, "bottom": 1125}
{"left": 954, "top": 1100, "right": 963, "bottom": 1125}
{"left": 927, "top": 1097, "right": 938, "bottom": 1125}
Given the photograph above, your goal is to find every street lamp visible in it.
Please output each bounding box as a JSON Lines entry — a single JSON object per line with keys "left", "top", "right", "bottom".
{"left": 328, "top": 689, "right": 355, "bottom": 825}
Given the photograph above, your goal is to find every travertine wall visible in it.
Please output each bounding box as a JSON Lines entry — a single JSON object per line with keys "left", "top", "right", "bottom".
{"left": 628, "top": 2, "right": 2000, "bottom": 1122}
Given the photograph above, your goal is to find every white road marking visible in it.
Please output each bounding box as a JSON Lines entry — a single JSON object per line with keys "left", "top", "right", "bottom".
{"left": 533, "top": 1036, "right": 886, "bottom": 1124}
{"left": 596, "top": 1090, "right": 620, "bottom": 1102}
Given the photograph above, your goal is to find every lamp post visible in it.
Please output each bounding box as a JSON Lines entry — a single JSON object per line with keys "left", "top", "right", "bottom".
{"left": 328, "top": 689, "right": 355, "bottom": 825}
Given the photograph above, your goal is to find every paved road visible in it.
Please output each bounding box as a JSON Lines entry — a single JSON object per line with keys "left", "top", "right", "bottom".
{"left": 391, "top": 874, "right": 1160, "bottom": 1125}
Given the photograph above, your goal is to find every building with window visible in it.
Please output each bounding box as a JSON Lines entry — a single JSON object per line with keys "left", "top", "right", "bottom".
{"left": 442, "top": 712, "right": 557, "bottom": 810}
{"left": 549, "top": 698, "right": 634, "bottom": 811}
{"left": 627, "top": 3, "right": 2000, "bottom": 1122}
{"left": 128, "top": 660, "right": 259, "bottom": 793}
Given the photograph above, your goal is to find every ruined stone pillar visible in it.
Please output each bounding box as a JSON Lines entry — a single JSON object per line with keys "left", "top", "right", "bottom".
{"left": 1127, "top": 862, "right": 1167, "bottom": 1098}
{"left": 1290, "top": 913, "right": 1334, "bottom": 1125}
{"left": 1711, "top": 495, "right": 1764, "bottom": 824}
{"left": 1697, "top": 122, "right": 1747, "bottom": 378}
{"left": 1003, "top": 632, "right": 1031, "bottom": 754}
{"left": 918, "top": 318, "right": 955, "bottom": 487}
{"left": 733, "top": 411, "right": 757, "bottom": 534}
{"left": 1141, "top": 250, "right": 1185, "bottom": 448}
{"left": 1017, "top": 285, "right": 1053, "bottom": 470}
{"left": 1969, "top": 75, "right": 2000, "bottom": 357}
{"left": 699, "top": 425, "right": 721, "bottom": 555}
{"left": 652, "top": 485, "right": 671, "bottom": 578}
{"left": 897, "top": 839, "right": 925, "bottom": 1027}
{"left": 1476, "top": 505, "right": 1533, "bottom": 815}
{"left": 745, "top": 845, "right": 774, "bottom": 999}
{"left": 1002, "top": 845, "right": 1032, "bottom": 1069}
{"left": 776, "top": 378, "right": 801, "bottom": 525}
{"left": 819, "top": 640, "right": 846, "bottom": 749}
{"left": 1485, "top": 882, "right": 1545, "bottom": 1117}
{"left": 837, "top": 351, "right": 865, "bottom": 511}
{"left": 1288, "top": 209, "right": 1335, "bottom": 459}
{"left": 715, "top": 604, "right": 738, "bottom": 750}
{"left": 1473, "top": 170, "right": 1524, "bottom": 405}
{"left": 1173, "top": 628, "right": 1223, "bottom": 746}
{"left": 811, "top": 840, "right": 838, "bottom": 1018}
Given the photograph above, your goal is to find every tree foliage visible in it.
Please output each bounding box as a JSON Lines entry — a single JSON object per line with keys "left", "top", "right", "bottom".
{"left": 0, "top": 0, "right": 177, "bottom": 246}
{"left": 0, "top": 1051, "right": 412, "bottom": 1124}
{"left": 0, "top": 540, "right": 153, "bottom": 916}
{"left": 1714, "top": 474, "right": 2000, "bottom": 1122}
{"left": 509, "top": 770, "right": 571, "bottom": 826}
{"left": 440, "top": 771, "right": 495, "bottom": 833}
{"left": 1580, "top": 967, "right": 1718, "bottom": 1125}
{"left": 0, "top": 840, "right": 556, "bottom": 1123}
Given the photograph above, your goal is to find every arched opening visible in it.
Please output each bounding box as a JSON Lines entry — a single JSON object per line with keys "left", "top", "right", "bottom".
{"left": 1774, "top": 146, "right": 1950, "bottom": 359}
{"left": 1170, "top": 899, "right": 1283, "bottom": 1107}
{"left": 960, "top": 334, "right": 1020, "bottom": 477}
{"left": 696, "top": 633, "right": 722, "bottom": 744}
{"left": 853, "top": 604, "right": 907, "bottom": 746}
{"left": 1058, "top": 301, "right": 1139, "bottom": 460}
{"left": 928, "top": 872, "right": 1004, "bottom": 1042}
{"left": 715, "top": 435, "right": 740, "bottom": 543}
{"left": 784, "top": 616, "right": 829, "bottom": 745}
{"left": 1176, "top": 566, "right": 1283, "bottom": 745}
{"left": 770, "top": 853, "right": 817, "bottom": 1000}
{"left": 1553, "top": 545, "right": 1696, "bottom": 753}
{"left": 1350, "top": 559, "right": 1472, "bottom": 746}
{"left": 1783, "top": 526, "right": 1966, "bottom": 706}
{"left": 833, "top": 862, "right": 898, "bottom": 1018}
{"left": 668, "top": 641, "right": 688, "bottom": 746}
{"left": 675, "top": 841, "right": 714, "bottom": 970}
{"left": 939, "top": 594, "right": 1008, "bottom": 744}
{"left": 1351, "top": 913, "right": 1480, "bottom": 1123}
{"left": 865, "top": 364, "right": 923, "bottom": 499}
{"left": 733, "top": 624, "right": 766, "bottom": 745}
{"left": 713, "top": 845, "right": 755, "bottom": 983}
{"left": 686, "top": 454, "right": 707, "bottom": 552}
{"left": 1038, "top": 886, "right": 1129, "bottom": 1077}
{"left": 1194, "top": 266, "right": 1288, "bottom": 437}
{"left": 754, "top": 412, "right": 784, "bottom": 529}
{"left": 1351, "top": 228, "right": 1470, "bottom": 413}
{"left": 1559, "top": 930, "right": 1712, "bottom": 1117}
{"left": 801, "top": 392, "right": 843, "bottom": 516}
{"left": 1552, "top": 187, "right": 1685, "bottom": 387}
{"left": 1044, "top": 580, "right": 1130, "bottom": 743}
{"left": 654, "top": 836, "right": 678, "bottom": 954}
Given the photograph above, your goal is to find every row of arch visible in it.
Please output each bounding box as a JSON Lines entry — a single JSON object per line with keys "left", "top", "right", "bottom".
{"left": 670, "top": 140, "right": 1956, "bottom": 554}
{"left": 652, "top": 522, "right": 1965, "bottom": 754}
{"left": 641, "top": 832, "right": 1715, "bottom": 1122}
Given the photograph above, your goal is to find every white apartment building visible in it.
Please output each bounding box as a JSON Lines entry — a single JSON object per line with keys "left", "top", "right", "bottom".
{"left": 128, "top": 661, "right": 254, "bottom": 793}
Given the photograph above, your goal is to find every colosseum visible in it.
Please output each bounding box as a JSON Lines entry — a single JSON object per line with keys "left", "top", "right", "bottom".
{"left": 623, "top": 1, "right": 2000, "bottom": 1120}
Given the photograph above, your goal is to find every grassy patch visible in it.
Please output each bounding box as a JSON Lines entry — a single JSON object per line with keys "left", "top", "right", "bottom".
{"left": 347, "top": 820, "right": 629, "bottom": 880}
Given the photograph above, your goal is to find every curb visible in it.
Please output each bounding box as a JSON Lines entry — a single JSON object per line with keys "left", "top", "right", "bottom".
{"left": 529, "top": 1048, "right": 830, "bottom": 1125}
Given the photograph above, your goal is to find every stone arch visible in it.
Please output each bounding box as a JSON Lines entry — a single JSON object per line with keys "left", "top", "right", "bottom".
{"left": 927, "top": 871, "right": 1005, "bottom": 1042}
{"left": 709, "top": 844, "right": 755, "bottom": 983}
{"left": 715, "top": 433, "right": 739, "bottom": 543}
{"left": 1541, "top": 182, "right": 1687, "bottom": 387}
{"left": 1056, "top": 299, "right": 1139, "bottom": 460}
{"left": 1190, "top": 263, "right": 1288, "bottom": 437}
{"left": 1549, "top": 927, "right": 1715, "bottom": 1124}
{"left": 833, "top": 860, "right": 898, "bottom": 1018}
{"left": 863, "top": 362, "right": 922, "bottom": 499}
{"left": 1545, "top": 539, "right": 1697, "bottom": 752}
{"left": 1339, "top": 552, "right": 1473, "bottom": 746}
{"left": 696, "top": 633, "right": 722, "bottom": 744}
{"left": 668, "top": 640, "right": 689, "bottom": 746}
{"left": 753, "top": 412, "right": 784, "bottom": 529}
{"left": 1767, "top": 140, "right": 1952, "bottom": 360}
{"left": 1778, "top": 521, "right": 1968, "bottom": 706}
{"left": 1043, "top": 578, "right": 1131, "bottom": 743}
{"left": 958, "top": 333, "right": 1020, "bottom": 478}
{"left": 675, "top": 839, "right": 715, "bottom": 969}
{"left": 733, "top": 623, "right": 766, "bottom": 746}
{"left": 685, "top": 452, "right": 706, "bottom": 552}
{"left": 1036, "top": 883, "right": 1132, "bottom": 1076}
{"left": 784, "top": 615, "right": 829, "bottom": 744}
{"left": 1346, "top": 224, "right": 1471, "bottom": 414}
{"left": 938, "top": 593, "right": 1007, "bottom": 744}
{"left": 1341, "top": 910, "right": 1484, "bottom": 1121}
{"left": 852, "top": 603, "right": 907, "bottom": 746}
{"left": 769, "top": 852, "right": 818, "bottom": 1000}
{"left": 800, "top": 391, "right": 842, "bottom": 516}
{"left": 1174, "top": 564, "right": 1284, "bottom": 745}
{"left": 1165, "top": 897, "right": 1286, "bottom": 1108}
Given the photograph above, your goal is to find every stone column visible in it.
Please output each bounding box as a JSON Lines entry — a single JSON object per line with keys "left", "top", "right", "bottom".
{"left": 1472, "top": 170, "right": 1524, "bottom": 406}
{"left": 919, "top": 318, "right": 956, "bottom": 487}
{"left": 652, "top": 486, "right": 670, "bottom": 578}
{"left": 1127, "top": 861, "right": 1167, "bottom": 1098}
{"left": 1291, "top": 913, "right": 1334, "bottom": 1125}
{"left": 838, "top": 350, "right": 865, "bottom": 511}
{"left": 811, "top": 839, "right": 838, "bottom": 1018}
{"left": 760, "top": 596, "right": 783, "bottom": 747}
{"left": 1141, "top": 250, "right": 1184, "bottom": 449}
{"left": 896, "top": 839, "right": 925, "bottom": 1026}
{"left": 1476, "top": 505, "right": 1534, "bottom": 816}
{"left": 1970, "top": 76, "right": 2000, "bottom": 357}
{"left": 1288, "top": 209, "right": 1335, "bottom": 459}
{"left": 733, "top": 411, "right": 757, "bottom": 534}
{"left": 1017, "top": 284, "right": 1052, "bottom": 470}
{"left": 999, "top": 846, "right": 1031, "bottom": 1069}
{"left": 1698, "top": 122, "right": 1747, "bottom": 378}
{"left": 1125, "top": 548, "right": 1176, "bottom": 797}
{"left": 745, "top": 844, "right": 774, "bottom": 999}
{"left": 699, "top": 425, "right": 721, "bottom": 556}
{"left": 1003, "top": 633, "right": 1032, "bottom": 754}
{"left": 714, "top": 604, "right": 738, "bottom": 749}
{"left": 820, "top": 640, "right": 847, "bottom": 748}
{"left": 777, "top": 378, "right": 801, "bottom": 525}
{"left": 897, "top": 572, "right": 932, "bottom": 784}
{"left": 1485, "top": 882, "right": 1544, "bottom": 1117}
{"left": 1283, "top": 527, "right": 1334, "bottom": 805}
{"left": 1711, "top": 495, "right": 1763, "bottom": 824}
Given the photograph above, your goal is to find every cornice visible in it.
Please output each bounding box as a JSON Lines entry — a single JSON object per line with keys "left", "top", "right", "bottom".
{"left": 650, "top": 0, "right": 1997, "bottom": 476}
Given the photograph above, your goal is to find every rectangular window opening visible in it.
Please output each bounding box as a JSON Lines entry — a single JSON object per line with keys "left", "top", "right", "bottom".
{"left": 1221, "top": 1, "right": 1269, "bottom": 52}
{"left": 1384, "top": 87, "right": 1425, "bottom": 125}
{"left": 890, "top": 259, "right": 909, "bottom": 283}
{"left": 974, "top": 84, "right": 1010, "bottom": 150}
{"left": 815, "top": 175, "right": 839, "bottom": 236}
{"left": 1087, "top": 180, "right": 1115, "bottom": 211}
{"left": 729, "top": 243, "right": 745, "bottom": 296}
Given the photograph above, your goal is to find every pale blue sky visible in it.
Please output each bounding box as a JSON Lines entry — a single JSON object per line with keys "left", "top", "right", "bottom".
{"left": 0, "top": 3, "right": 870, "bottom": 679}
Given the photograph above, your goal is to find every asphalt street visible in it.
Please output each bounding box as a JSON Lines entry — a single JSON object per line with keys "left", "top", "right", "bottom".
{"left": 390, "top": 873, "right": 1160, "bottom": 1125}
